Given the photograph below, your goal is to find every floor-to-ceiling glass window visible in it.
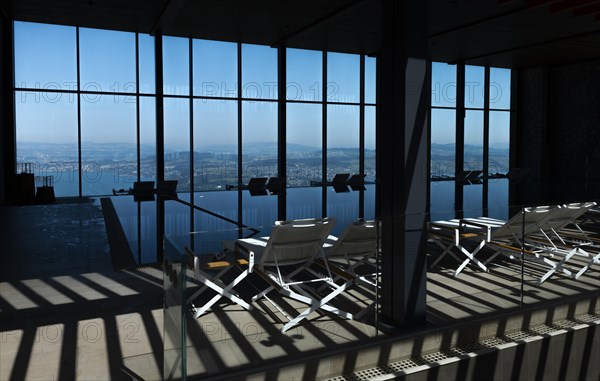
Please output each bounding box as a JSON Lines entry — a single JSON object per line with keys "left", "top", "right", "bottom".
{"left": 13, "top": 21, "right": 377, "bottom": 235}
{"left": 14, "top": 21, "right": 156, "bottom": 198}
{"left": 430, "top": 62, "right": 512, "bottom": 219}
{"left": 14, "top": 22, "right": 79, "bottom": 197}
{"left": 488, "top": 67, "right": 511, "bottom": 219}
{"left": 286, "top": 49, "right": 376, "bottom": 222}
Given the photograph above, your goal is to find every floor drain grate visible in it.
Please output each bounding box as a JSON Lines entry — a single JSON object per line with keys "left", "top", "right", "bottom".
{"left": 326, "top": 313, "right": 599, "bottom": 381}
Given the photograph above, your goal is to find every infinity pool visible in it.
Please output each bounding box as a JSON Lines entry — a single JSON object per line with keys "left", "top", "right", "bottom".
{"left": 108, "top": 180, "right": 509, "bottom": 264}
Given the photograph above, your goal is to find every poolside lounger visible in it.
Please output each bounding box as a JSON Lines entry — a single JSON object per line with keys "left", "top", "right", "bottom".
{"left": 444, "top": 203, "right": 598, "bottom": 284}
{"left": 318, "top": 219, "right": 379, "bottom": 318}
{"left": 186, "top": 246, "right": 254, "bottom": 319}
{"left": 234, "top": 217, "right": 355, "bottom": 333}
{"left": 428, "top": 206, "right": 557, "bottom": 278}
{"left": 523, "top": 202, "right": 600, "bottom": 279}
{"left": 321, "top": 219, "right": 378, "bottom": 287}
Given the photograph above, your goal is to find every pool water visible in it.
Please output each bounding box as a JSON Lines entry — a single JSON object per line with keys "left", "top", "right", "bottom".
{"left": 110, "top": 180, "right": 509, "bottom": 264}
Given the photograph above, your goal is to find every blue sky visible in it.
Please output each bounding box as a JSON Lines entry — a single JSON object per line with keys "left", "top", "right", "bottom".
{"left": 14, "top": 21, "right": 377, "bottom": 151}
{"left": 431, "top": 62, "right": 511, "bottom": 146}
{"left": 14, "top": 21, "right": 509, "bottom": 151}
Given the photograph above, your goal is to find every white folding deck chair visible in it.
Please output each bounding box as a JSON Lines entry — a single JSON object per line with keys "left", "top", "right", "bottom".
{"left": 322, "top": 219, "right": 378, "bottom": 287}
{"left": 235, "top": 217, "right": 355, "bottom": 333}
{"left": 185, "top": 247, "right": 254, "bottom": 319}
{"left": 429, "top": 206, "right": 557, "bottom": 277}
{"left": 524, "top": 202, "right": 600, "bottom": 279}
{"left": 319, "top": 219, "right": 379, "bottom": 318}
{"left": 461, "top": 204, "right": 598, "bottom": 284}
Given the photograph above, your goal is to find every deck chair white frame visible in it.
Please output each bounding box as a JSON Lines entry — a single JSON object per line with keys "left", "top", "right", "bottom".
{"left": 323, "top": 219, "right": 378, "bottom": 287}
{"left": 235, "top": 217, "right": 355, "bottom": 333}
{"left": 522, "top": 202, "right": 600, "bottom": 280}
{"left": 185, "top": 247, "right": 254, "bottom": 319}
{"left": 428, "top": 206, "right": 557, "bottom": 277}
{"left": 429, "top": 219, "right": 495, "bottom": 276}
{"left": 461, "top": 204, "right": 597, "bottom": 284}
{"left": 317, "top": 220, "right": 379, "bottom": 319}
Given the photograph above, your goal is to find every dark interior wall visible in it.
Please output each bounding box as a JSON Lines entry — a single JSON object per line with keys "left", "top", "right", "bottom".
{"left": 0, "top": 14, "right": 15, "bottom": 205}
{"left": 548, "top": 60, "right": 600, "bottom": 183}
{"left": 516, "top": 60, "right": 600, "bottom": 205}
{"left": 0, "top": 16, "right": 3, "bottom": 204}
{"left": 514, "top": 67, "right": 549, "bottom": 206}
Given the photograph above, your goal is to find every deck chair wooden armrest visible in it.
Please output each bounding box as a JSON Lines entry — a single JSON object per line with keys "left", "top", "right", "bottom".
{"left": 490, "top": 241, "right": 538, "bottom": 256}
{"left": 429, "top": 222, "right": 484, "bottom": 245}
{"left": 459, "top": 219, "right": 493, "bottom": 241}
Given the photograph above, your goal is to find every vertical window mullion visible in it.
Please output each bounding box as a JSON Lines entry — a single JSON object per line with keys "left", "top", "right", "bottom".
{"left": 455, "top": 63, "right": 465, "bottom": 219}
{"left": 189, "top": 38, "right": 194, "bottom": 237}
{"left": 135, "top": 33, "right": 141, "bottom": 183}
{"left": 359, "top": 54, "right": 366, "bottom": 219}
{"left": 483, "top": 66, "right": 490, "bottom": 216}
{"left": 189, "top": 38, "right": 194, "bottom": 195}
{"left": 237, "top": 42, "right": 243, "bottom": 231}
{"left": 76, "top": 27, "right": 82, "bottom": 198}
{"left": 135, "top": 33, "right": 142, "bottom": 264}
{"left": 277, "top": 47, "right": 286, "bottom": 221}
{"left": 322, "top": 51, "right": 327, "bottom": 218}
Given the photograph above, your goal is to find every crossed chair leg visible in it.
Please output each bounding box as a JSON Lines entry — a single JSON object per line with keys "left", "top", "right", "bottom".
{"left": 185, "top": 248, "right": 255, "bottom": 319}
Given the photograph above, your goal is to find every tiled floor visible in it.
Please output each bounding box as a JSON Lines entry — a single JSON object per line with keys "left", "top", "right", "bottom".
{"left": 0, "top": 201, "right": 598, "bottom": 380}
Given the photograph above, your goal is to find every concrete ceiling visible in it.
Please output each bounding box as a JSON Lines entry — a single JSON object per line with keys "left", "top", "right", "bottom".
{"left": 2, "top": 0, "right": 600, "bottom": 68}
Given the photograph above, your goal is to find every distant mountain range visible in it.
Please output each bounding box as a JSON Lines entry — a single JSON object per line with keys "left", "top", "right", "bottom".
{"left": 19, "top": 141, "right": 488, "bottom": 163}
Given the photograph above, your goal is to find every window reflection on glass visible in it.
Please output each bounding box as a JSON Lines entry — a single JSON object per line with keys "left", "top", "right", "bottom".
{"left": 431, "top": 62, "right": 457, "bottom": 107}
{"left": 16, "top": 91, "right": 79, "bottom": 197}
{"left": 490, "top": 68, "right": 511, "bottom": 110}
{"left": 80, "top": 28, "right": 136, "bottom": 93}
{"left": 140, "top": 96, "right": 156, "bottom": 182}
{"left": 327, "top": 52, "right": 359, "bottom": 103}
{"left": 193, "top": 39, "right": 237, "bottom": 97}
{"left": 242, "top": 191, "right": 277, "bottom": 230}
{"left": 464, "top": 110, "right": 484, "bottom": 171}
{"left": 365, "top": 106, "right": 376, "bottom": 183}
{"left": 365, "top": 57, "right": 377, "bottom": 104}
{"left": 465, "top": 65, "right": 485, "bottom": 109}
{"left": 488, "top": 178, "right": 509, "bottom": 220}
{"left": 163, "top": 36, "right": 190, "bottom": 95}
{"left": 81, "top": 95, "right": 137, "bottom": 196}
{"left": 193, "top": 99, "right": 238, "bottom": 190}
{"left": 138, "top": 34, "right": 156, "bottom": 94}
{"left": 164, "top": 98, "right": 190, "bottom": 192}
{"left": 286, "top": 48, "right": 322, "bottom": 102}
{"left": 430, "top": 108, "right": 456, "bottom": 178}
{"left": 430, "top": 181, "right": 455, "bottom": 221}
{"left": 327, "top": 190, "right": 360, "bottom": 236}
{"left": 287, "top": 187, "right": 321, "bottom": 220}
{"left": 287, "top": 103, "right": 322, "bottom": 186}
{"left": 242, "top": 44, "right": 277, "bottom": 100}
{"left": 489, "top": 111, "right": 510, "bottom": 175}
{"left": 327, "top": 105, "right": 359, "bottom": 178}
{"left": 14, "top": 21, "right": 77, "bottom": 89}
{"left": 242, "top": 101, "right": 277, "bottom": 183}
{"left": 463, "top": 184, "right": 483, "bottom": 218}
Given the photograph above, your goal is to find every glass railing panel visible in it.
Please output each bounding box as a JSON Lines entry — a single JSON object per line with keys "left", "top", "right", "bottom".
{"left": 168, "top": 219, "right": 382, "bottom": 379}
{"left": 163, "top": 235, "right": 187, "bottom": 381}
{"left": 519, "top": 201, "right": 600, "bottom": 311}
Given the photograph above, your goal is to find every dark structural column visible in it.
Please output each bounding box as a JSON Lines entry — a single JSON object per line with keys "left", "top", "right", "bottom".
{"left": 377, "top": 0, "right": 429, "bottom": 327}
{"left": 0, "top": 13, "right": 16, "bottom": 204}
